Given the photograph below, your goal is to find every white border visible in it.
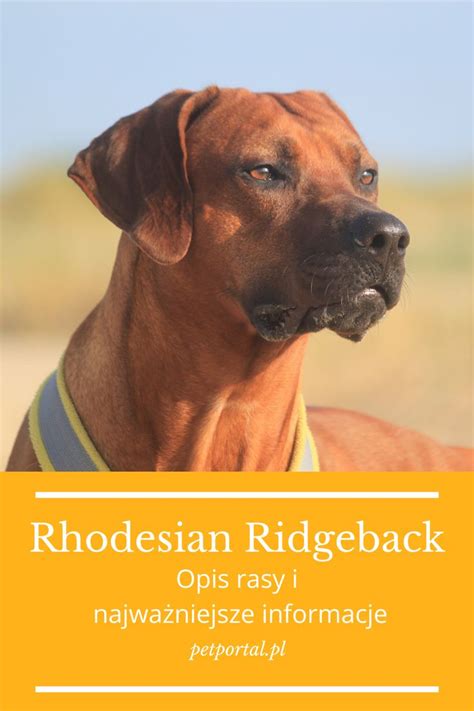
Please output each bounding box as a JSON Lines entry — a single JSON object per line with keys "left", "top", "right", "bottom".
{"left": 35, "top": 685, "right": 440, "bottom": 694}
{"left": 35, "top": 491, "right": 439, "bottom": 499}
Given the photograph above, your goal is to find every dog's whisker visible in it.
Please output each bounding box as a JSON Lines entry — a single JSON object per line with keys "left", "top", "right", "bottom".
{"left": 323, "top": 278, "right": 335, "bottom": 301}
{"left": 302, "top": 254, "right": 318, "bottom": 266}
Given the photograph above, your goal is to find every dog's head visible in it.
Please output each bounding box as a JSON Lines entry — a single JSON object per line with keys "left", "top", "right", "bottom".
{"left": 69, "top": 86, "right": 409, "bottom": 342}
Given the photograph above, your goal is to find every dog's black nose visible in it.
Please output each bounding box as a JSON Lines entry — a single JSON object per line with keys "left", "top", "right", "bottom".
{"left": 352, "top": 212, "right": 410, "bottom": 262}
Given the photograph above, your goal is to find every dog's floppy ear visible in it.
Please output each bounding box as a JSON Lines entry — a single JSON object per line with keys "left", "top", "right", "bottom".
{"left": 67, "top": 87, "right": 219, "bottom": 265}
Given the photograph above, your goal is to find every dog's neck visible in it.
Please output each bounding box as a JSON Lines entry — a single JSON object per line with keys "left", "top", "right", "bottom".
{"left": 64, "top": 235, "right": 308, "bottom": 471}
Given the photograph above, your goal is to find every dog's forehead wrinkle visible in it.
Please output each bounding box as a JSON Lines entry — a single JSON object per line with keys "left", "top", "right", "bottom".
{"left": 275, "top": 137, "right": 300, "bottom": 161}
{"left": 222, "top": 120, "right": 277, "bottom": 158}
{"left": 267, "top": 92, "right": 311, "bottom": 121}
{"left": 235, "top": 136, "right": 300, "bottom": 165}
{"left": 348, "top": 142, "right": 363, "bottom": 162}
{"left": 267, "top": 91, "right": 359, "bottom": 134}
{"left": 346, "top": 141, "right": 376, "bottom": 168}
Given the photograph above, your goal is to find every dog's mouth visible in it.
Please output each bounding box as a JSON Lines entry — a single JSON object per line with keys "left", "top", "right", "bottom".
{"left": 305, "top": 286, "right": 388, "bottom": 342}
{"left": 250, "top": 284, "right": 396, "bottom": 342}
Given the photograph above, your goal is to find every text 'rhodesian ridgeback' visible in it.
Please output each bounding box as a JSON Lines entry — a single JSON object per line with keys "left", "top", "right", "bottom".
{"left": 7, "top": 87, "right": 473, "bottom": 471}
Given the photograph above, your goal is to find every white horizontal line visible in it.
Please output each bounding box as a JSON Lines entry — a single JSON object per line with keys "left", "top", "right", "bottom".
{"left": 35, "top": 491, "right": 439, "bottom": 500}
{"left": 35, "top": 685, "right": 439, "bottom": 694}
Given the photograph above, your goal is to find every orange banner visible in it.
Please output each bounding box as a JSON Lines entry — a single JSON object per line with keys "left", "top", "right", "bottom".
{"left": 0, "top": 472, "right": 472, "bottom": 711}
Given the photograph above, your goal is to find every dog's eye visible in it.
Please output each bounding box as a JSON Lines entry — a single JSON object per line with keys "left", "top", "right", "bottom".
{"left": 360, "top": 169, "right": 377, "bottom": 186}
{"left": 248, "top": 165, "right": 278, "bottom": 182}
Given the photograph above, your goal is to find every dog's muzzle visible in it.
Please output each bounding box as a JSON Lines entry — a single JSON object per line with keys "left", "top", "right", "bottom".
{"left": 250, "top": 210, "right": 410, "bottom": 343}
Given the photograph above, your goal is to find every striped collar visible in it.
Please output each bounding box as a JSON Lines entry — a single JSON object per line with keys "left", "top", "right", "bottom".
{"left": 29, "top": 359, "right": 319, "bottom": 472}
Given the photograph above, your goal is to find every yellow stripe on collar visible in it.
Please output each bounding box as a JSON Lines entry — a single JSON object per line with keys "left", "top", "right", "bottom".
{"left": 28, "top": 377, "right": 55, "bottom": 471}
{"left": 288, "top": 395, "right": 320, "bottom": 472}
{"left": 55, "top": 356, "right": 110, "bottom": 470}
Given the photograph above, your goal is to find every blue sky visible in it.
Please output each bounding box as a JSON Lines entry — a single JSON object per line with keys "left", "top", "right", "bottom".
{"left": 2, "top": 1, "right": 472, "bottom": 178}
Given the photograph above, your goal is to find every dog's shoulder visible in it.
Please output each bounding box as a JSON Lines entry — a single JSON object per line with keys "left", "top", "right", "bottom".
{"left": 5, "top": 413, "right": 41, "bottom": 471}
{"left": 307, "top": 406, "right": 473, "bottom": 471}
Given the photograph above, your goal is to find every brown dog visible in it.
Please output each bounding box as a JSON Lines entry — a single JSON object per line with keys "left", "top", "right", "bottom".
{"left": 7, "top": 87, "right": 473, "bottom": 471}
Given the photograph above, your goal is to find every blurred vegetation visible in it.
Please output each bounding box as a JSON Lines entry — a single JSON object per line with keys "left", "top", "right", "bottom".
{"left": 1, "top": 163, "right": 473, "bottom": 460}
{"left": 2, "top": 163, "right": 118, "bottom": 332}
